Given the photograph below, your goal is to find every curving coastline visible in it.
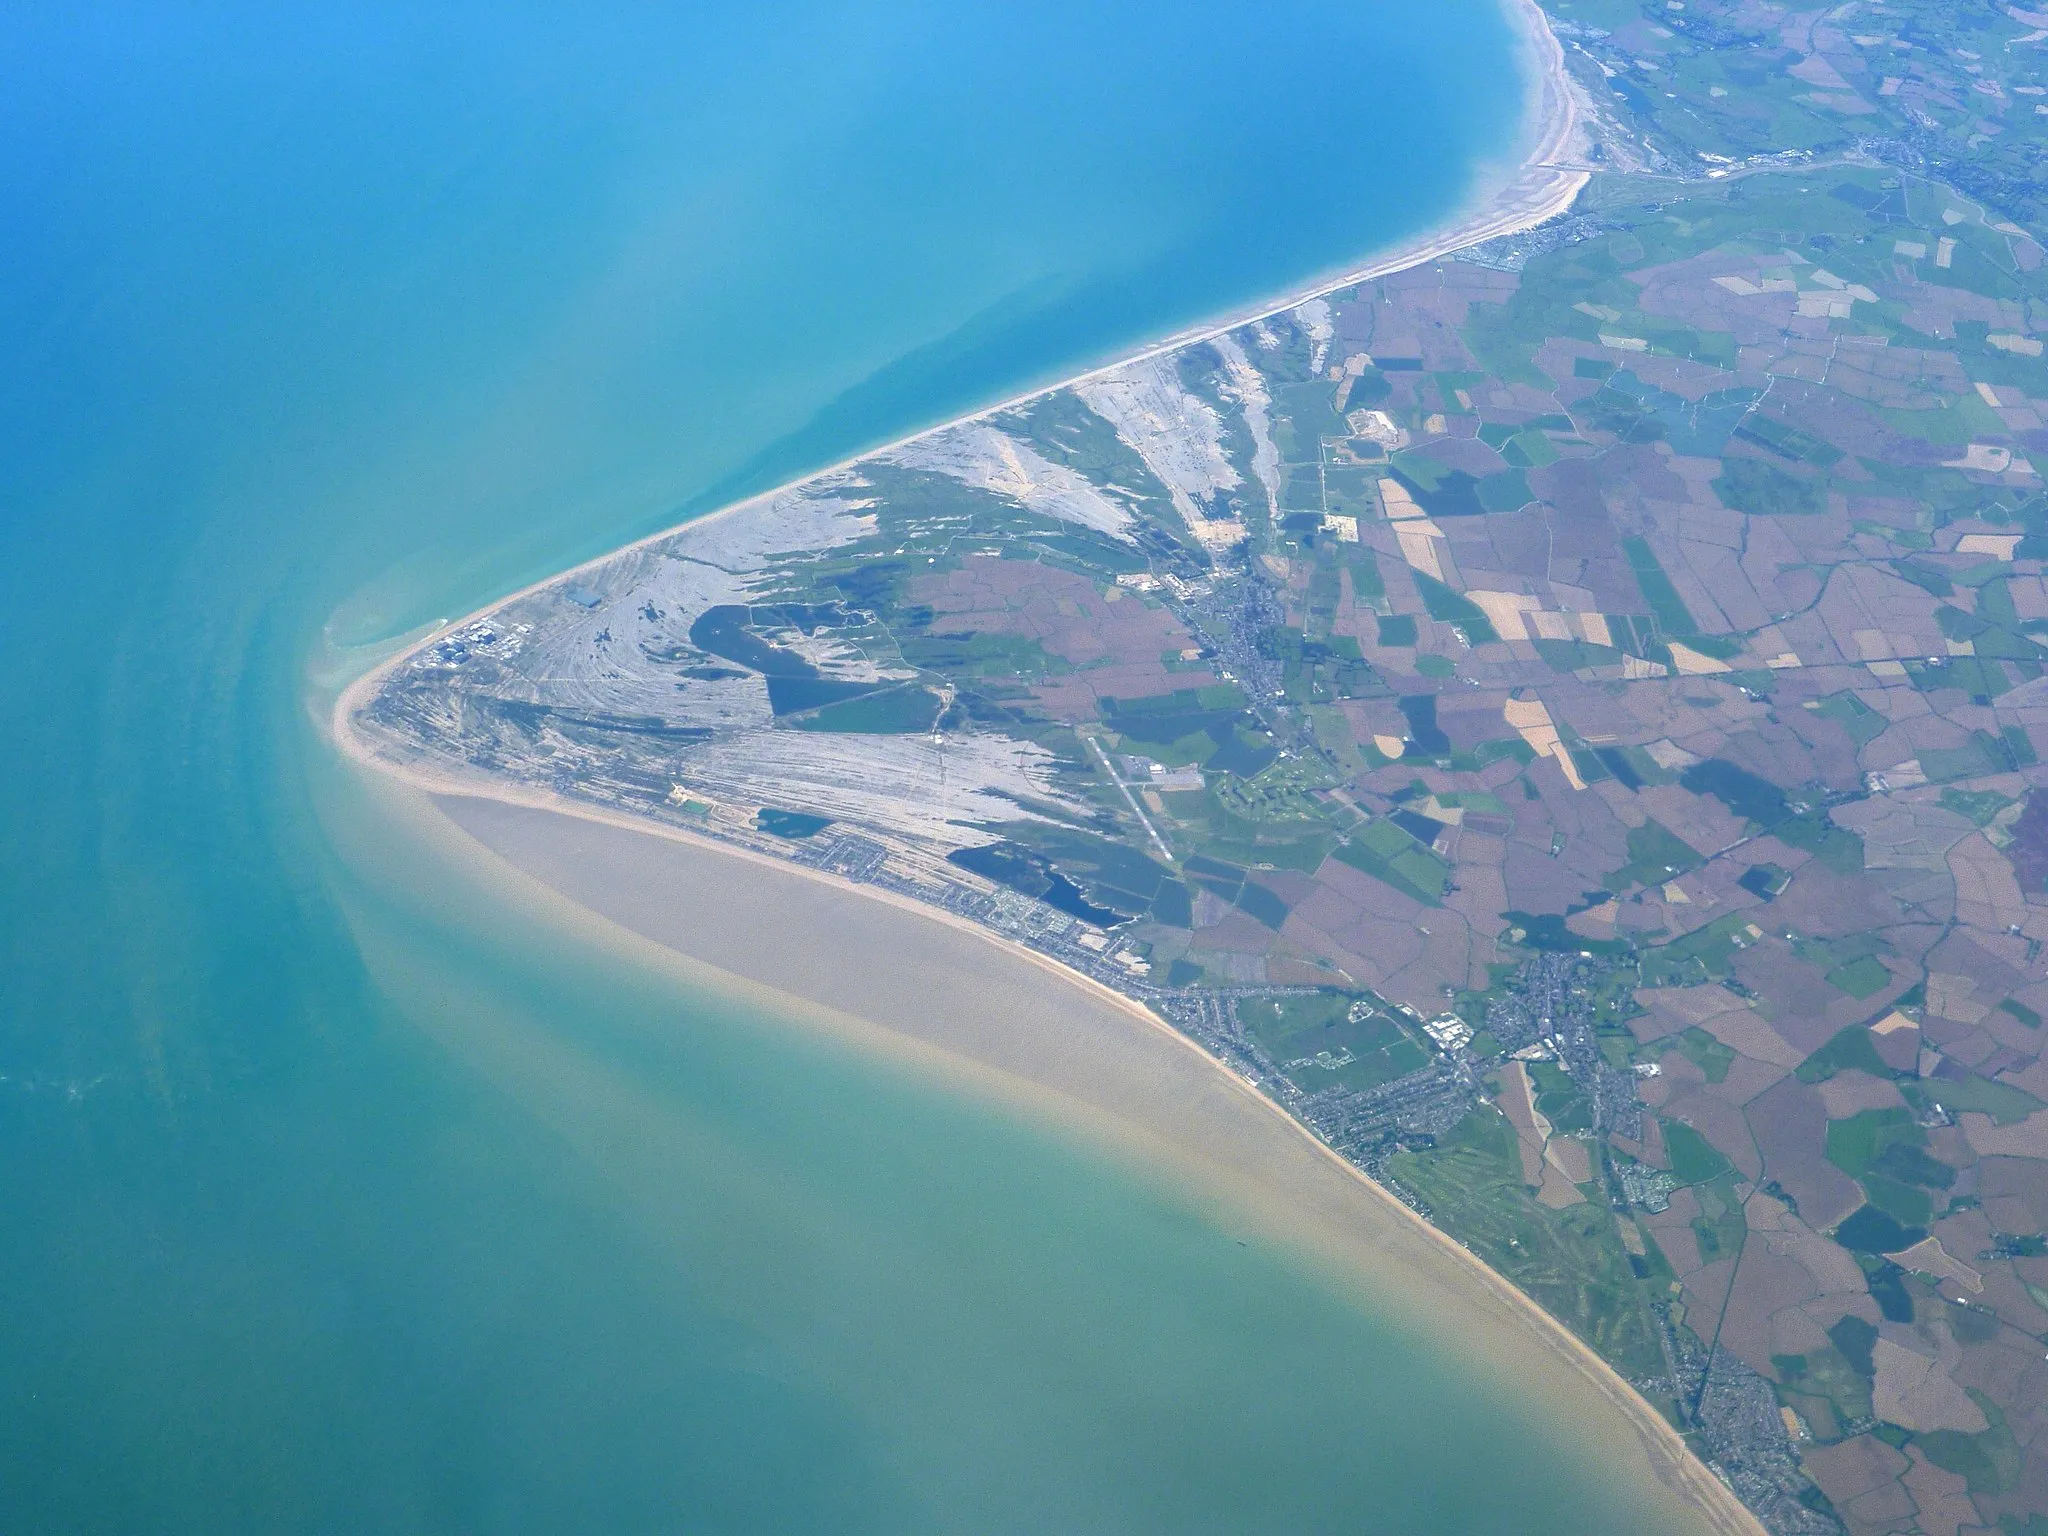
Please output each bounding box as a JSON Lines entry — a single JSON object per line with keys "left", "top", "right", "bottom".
{"left": 328, "top": 3, "right": 1765, "bottom": 1531}
{"left": 407, "top": 783, "right": 1761, "bottom": 1535}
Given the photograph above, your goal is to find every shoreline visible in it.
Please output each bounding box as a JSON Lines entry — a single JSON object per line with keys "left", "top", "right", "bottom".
{"left": 320, "top": 4, "right": 1761, "bottom": 1531}
{"left": 327, "top": 0, "right": 1585, "bottom": 709}
{"left": 376, "top": 779, "right": 1763, "bottom": 1536}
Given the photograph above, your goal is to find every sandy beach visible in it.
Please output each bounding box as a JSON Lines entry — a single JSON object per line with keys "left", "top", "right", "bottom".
{"left": 405, "top": 787, "right": 1762, "bottom": 1536}
{"left": 325, "top": 3, "right": 1766, "bottom": 1530}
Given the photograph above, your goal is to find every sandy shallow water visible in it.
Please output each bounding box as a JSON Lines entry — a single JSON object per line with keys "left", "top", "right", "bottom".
{"left": 429, "top": 790, "right": 1764, "bottom": 1536}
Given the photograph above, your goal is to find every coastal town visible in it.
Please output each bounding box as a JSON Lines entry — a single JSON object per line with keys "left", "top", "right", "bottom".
{"left": 349, "top": 1, "right": 2048, "bottom": 1532}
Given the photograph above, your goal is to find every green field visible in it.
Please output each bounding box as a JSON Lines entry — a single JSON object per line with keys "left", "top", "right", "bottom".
{"left": 1388, "top": 1110, "right": 1665, "bottom": 1379}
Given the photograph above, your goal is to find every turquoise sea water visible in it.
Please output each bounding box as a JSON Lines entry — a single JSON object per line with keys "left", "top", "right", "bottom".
{"left": 0, "top": 5, "right": 1688, "bottom": 1530}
